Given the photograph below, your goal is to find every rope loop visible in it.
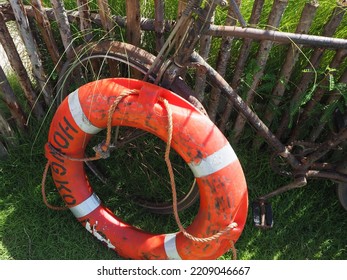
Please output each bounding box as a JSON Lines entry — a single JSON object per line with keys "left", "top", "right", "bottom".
{"left": 41, "top": 161, "right": 67, "bottom": 211}
{"left": 158, "top": 97, "right": 238, "bottom": 250}
{"left": 42, "top": 89, "right": 138, "bottom": 210}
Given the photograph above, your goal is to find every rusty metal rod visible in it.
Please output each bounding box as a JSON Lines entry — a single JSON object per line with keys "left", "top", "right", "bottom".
{"left": 259, "top": 177, "right": 307, "bottom": 201}
{"left": 190, "top": 51, "right": 302, "bottom": 170}
{"left": 3, "top": 4, "right": 346, "bottom": 49}
{"left": 206, "top": 25, "right": 347, "bottom": 49}
{"left": 304, "top": 128, "right": 347, "bottom": 168}
{"left": 307, "top": 170, "right": 347, "bottom": 183}
{"left": 229, "top": 0, "right": 246, "bottom": 27}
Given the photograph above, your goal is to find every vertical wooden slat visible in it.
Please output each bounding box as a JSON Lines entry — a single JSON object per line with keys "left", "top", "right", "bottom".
{"left": 31, "top": 0, "right": 62, "bottom": 72}
{"left": 0, "top": 65, "right": 27, "bottom": 131}
{"left": 97, "top": 0, "right": 114, "bottom": 33}
{"left": 303, "top": 48, "right": 347, "bottom": 127}
{"left": 230, "top": 0, "right": 265, "bottom": 88}
{"left": 50, "top": 0, "right": 75, "bottom": 59}
{"left": 95, "top": 0, "right": 120, "bottom": 78}
{"left": 9, "top": 0, "right": 53, "bottom": 106}
{"left": 194, "top": 0, "right": 216, "bottom": 101}
{"left": 233, "top": 0, "right": 289, "bottom": 143}
{"left": 256, "top": 0, "right": 319, "bottom": 142}
{"left": 0, "top": 74, "right": 16, "bottom": 157}
{"left": 175, "top": 0, "right": 187, "bottom": 50}
{"left": 277, "top": 3, "right": 346, "bottom": 141}
{"left": 0, "top": 12, "right": 44, "bottom": 119}
{"left": 309, "top": 64, "right": 347, "bottom": 141}
{"left": 125, "top": 1, "right": 141, "bottom": 79}
{"left": 154, "top": 0, "right": 165, "bottom": 52}
{"left": 219, "top": 0, "right": 265, "bottom": 132}
{"left": 177, "top": 0, "right": 187, "bottom": 15}
{"left": 208, "top": 0, "right": 240, "bottom": 122}
{"left": 77, "top": 0, "right": 93, "bottom": 42}
{"left": 0, "top": 111, "right": 16, "bottom": 147}
{"left": 126, "top": 1, "right": 141, "bottom": 46}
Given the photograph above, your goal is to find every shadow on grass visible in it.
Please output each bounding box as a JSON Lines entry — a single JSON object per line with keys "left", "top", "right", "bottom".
{"left": 233, "top": 148, "right": 347, "bottom": 260}
{"left": 0, "top": 143, "right": 119, "bottom": 259}
{"left": 0, "top": 139, "right": 193, "bottom": 260}
{"left": 235, "top": 185, "right": 347, "bottom": 260}
{"left": 0, "top": 142, "right": 346, "bottom": 260}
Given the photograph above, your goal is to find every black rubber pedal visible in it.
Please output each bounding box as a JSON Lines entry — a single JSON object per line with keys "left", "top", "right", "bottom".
{"left": 252, "top": 200, "right": 274, "bottom": 229}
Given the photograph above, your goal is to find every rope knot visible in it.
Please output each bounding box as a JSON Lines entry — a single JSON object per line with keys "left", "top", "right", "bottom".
{"left": 93, "top": 141, "right": 110, "bottom": 159}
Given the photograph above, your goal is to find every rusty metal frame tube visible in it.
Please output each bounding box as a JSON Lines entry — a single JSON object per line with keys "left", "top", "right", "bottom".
{"left": 3, "top": 4, "right": 346, "bottom": 49}
{"left": 206, "top": 25, "right": 347, "bottom": 49}
{"left": 259, "top": 177, "right": 307, "bottom": 201}
{"left": 307, "top": 170, "right": 347, "bottom": 183}
{"left": 190, "top": 51, "right": 302, "bottom": 170}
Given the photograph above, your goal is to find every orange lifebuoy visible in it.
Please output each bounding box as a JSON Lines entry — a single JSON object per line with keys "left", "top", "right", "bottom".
{"left": 45, "top": 78, "right": 248, "bottom": 259}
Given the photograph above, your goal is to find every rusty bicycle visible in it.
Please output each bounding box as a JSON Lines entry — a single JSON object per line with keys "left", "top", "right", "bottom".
{"left": 56, "top": 0, "right": 347, "bottom": 229}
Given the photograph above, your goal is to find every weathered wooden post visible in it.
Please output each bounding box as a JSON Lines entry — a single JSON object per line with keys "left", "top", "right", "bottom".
{"left": 277, "top": 2, "right": 347, "bottom": 140}
{"left": 0, "top": 11, "right": 44, "bottom": 119}
{"left": 0, "top": 65, "right": 27, "bottom": 131}
{"left": 309, "top": 65, "right": 347, "bottom": 141}
{"left": 31, "top": 0, "right": 62, "bottom": 72}
{"left": 194, "top": 0, "right": 216, "bottom": 102}
{"left": 50, "top": 0, "right": 75, "bottom": 60}
{"left": 252, "top": 0, "right": 320, "bottom": 148}
{"left": 77, "top": 0, "right": 93, "bottom": 42}
{"left": 97, "top": 0, "right": 114, "bottom": 33}
{"left": 126, "top": 1, "right": 141, "bottom": 46}
{"left": 9, "top": 0, "right": 54, "bottom": 106}
{"left": 154, "top": 0, "right": 165, "bottom": 52}
{"left": 219, "top": 0, "right": 265, "bottom": 132}
{"left": 208, "top": 0, "right": 241, "bottom": 122}
{"left": 233, "top": 0, "right": 289, "bottom": 143}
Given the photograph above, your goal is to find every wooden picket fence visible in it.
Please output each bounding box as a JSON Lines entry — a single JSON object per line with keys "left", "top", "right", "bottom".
{"left": 0, "top": 0, "right": 346, "bottom": 157}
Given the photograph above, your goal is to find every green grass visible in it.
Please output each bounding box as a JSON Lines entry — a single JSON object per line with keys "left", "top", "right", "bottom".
{"left": 0, "top": 124, "right": 346, "bottom": 260}
{"left": 234, "top": 148, "right": 347, "bottom": 260}
{"left": 1, "top": 0, "right": 347, "bottom": 260}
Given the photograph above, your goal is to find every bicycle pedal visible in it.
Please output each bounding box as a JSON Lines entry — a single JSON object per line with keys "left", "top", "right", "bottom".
{"left": 252, "top": 200, "right": 274, "bottom": 229}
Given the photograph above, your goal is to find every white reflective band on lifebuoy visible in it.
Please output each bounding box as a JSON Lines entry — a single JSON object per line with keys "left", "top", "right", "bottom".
{"left": 68, "top": 90, "right": 102, "bottom": 135}
{"left": 69, "top": 193, "right": 101, "bottom": 218}
{"left": 164, "top": 233, "right": 181, "bottom": 260}
{"left": 188, "top": 144, "right": 237, "bottom": 178}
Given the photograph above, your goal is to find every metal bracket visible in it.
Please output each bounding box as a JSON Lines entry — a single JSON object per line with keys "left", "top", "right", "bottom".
{"left": 213, "top": 0, "right": 228, "bottom": 7}
{"left": 93, "top": 141, "right": 110, "bottom": 159}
